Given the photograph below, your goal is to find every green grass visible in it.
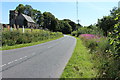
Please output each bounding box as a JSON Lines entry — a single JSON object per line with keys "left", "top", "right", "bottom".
{"left": 1, "top": 36, "right": 63, "bottom": 50}
{"left": 61, "top": 37, "right": 98, "bottom": 78}
{"left": 1, "top": 28, "right": 63, "bottom": 50}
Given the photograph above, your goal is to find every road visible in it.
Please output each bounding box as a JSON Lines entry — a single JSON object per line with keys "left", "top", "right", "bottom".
{"left": 1, "top": 35, "right": 76, "bottom": 78}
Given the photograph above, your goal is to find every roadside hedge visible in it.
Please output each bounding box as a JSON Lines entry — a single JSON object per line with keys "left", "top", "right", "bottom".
{"left": 2, "top": 30, "right": 63, "bottom": 46}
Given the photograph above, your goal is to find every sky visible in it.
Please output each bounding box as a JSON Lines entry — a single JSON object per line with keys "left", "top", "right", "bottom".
{"left": 0, "top": 1, "right": 119, "bottom": 26}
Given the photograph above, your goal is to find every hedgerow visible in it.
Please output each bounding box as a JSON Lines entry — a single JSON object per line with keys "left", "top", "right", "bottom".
{"left": 2, "top": 29, "right": 63, "bottom": 46}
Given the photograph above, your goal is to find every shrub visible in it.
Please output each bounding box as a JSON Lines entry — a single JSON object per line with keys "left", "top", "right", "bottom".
{"left": 109, "top": 22, "right": 120, "bottom": 56}
{"left": 71, "top": 27, "right": 103, "bottom": 37}
{"left": 71, "top": 31, "right": 77, "bottom": 36}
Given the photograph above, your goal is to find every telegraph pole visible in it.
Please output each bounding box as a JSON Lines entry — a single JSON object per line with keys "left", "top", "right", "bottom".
{"left": 76, "top": 0, "right": 80, "bottom": 24}
{"left": 118, "top": 1, "right": 120, "bottom": 8}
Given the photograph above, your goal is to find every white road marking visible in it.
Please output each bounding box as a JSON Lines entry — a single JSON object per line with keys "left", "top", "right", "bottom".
{"left": 20, "top": 57, "right": 23, "bottom": 60}
{"left": 0, "top": 64, "right": 6, "bottom": 67}
{"left": 23, "top": 56, "right": 27, "bottom": 58}
{"left": 14, "top": 59, "right": 18, "bottom": 62}
{"left": 48, "top": 46, "right": 53, "bottom": 48}
{"left": 1, "top": 54, "right": 33, "bottom": 67}
{"left": 8, "top": 61, "right": 14, "bottom": 64}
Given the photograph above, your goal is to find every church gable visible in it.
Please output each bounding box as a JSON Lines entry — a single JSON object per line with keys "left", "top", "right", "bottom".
{"left": 9, "top": 10, "right": 36, "bottom": 28}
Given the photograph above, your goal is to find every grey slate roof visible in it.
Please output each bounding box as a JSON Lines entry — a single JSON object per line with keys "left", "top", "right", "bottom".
{"left": 21, "top": 14, "right": 35, "bottom": 23}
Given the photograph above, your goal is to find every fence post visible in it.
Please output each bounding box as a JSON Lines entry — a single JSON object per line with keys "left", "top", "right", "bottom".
{"left": 31, "top": 26, "right": 33, "bottom": 32}
{"left": 7, "top": 25, "right": 10, "bottom": 31}
{"left": 17, "top": 25, "right": 19, "bottom": 30}
{"left": 23, "top": 25, "right": 25, "bottom": 33}
{"left": 10, "top": 26, "right": 13, "bottom": 31}
{"left": 14, "top": 24, "right": 17, "bottom": 30}
{"left": 2, "top": 24, "right": 4, "bottom": 31}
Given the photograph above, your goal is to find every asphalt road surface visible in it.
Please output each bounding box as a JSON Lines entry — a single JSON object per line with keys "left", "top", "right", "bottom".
{"left": 1, "top": 35, "right": 76, "bottom": 78}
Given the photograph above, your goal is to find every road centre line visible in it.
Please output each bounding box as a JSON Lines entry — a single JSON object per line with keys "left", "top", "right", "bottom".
{"left": 1, "top": 55, "right": 29, "bottom": 68}
{"left": 8, "top": 61, "right": 14, "bottom": 64}
{"left": 1, "top": 37, "right": 65, "bottom": 68}
{"left": 1, "top": 64, "right": 6, "bottom": 67}
{"left": 1, "top": 38, "right": 65, "bottom": 68}
{"left": 48, "top": 46, "right": 53, "bottom": 48}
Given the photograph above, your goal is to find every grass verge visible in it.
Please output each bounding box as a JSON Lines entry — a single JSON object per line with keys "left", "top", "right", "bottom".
{"left": 60, "top": 37, "right": 97, "bottom": 78}
{"left": 1, "top": 36, "right": 63, "bottom": 50}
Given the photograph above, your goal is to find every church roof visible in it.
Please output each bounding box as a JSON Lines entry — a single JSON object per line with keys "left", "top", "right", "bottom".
{"left": 21, "top": 14, "right": 35, "bottom": 23}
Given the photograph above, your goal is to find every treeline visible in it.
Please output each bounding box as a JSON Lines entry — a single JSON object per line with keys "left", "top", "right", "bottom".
{"left": 95, "top": 7, "right": 120, "bottom": 56}
{"left": 72, "top": 7, "right": 120, "bottom": 37}
{"left": 15, "top": 4, "right": 82, "bottom": 34}
{"left": 97, "top": 7, "right": 119, "bottom": 36}
{"left": 96, "top": 7, "right": 120, "bottom": 59}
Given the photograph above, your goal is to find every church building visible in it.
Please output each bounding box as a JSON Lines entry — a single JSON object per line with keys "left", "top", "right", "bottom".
{"left": 9, "top": 10, "right": 36, "bottom": 28}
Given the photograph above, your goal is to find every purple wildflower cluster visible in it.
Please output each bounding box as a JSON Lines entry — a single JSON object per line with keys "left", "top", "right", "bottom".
{"left": 80, "top": 34, "right": 100, "bottom": 39}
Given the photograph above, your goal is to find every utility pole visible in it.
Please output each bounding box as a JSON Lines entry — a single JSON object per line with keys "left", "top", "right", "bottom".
{"left": 76, "top": 0, "right": 80, "bottom": 24}
{"left": 118, "top": 1, "right": 120, "bottom": 8}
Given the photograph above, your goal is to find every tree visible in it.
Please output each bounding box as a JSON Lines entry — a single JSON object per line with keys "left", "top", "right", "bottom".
{"left": 97, "top": 16, "right": 117, "bottom": 36}
{"left": 32, "top": 9, "right": 43, "bottom": 27}
{"left": 56, "top": 20, "right": 64, "bottom": 32}
{"left": 24, "top": 5, "right": 33, "bottom": 17}
{"left": 15, "top": 4, "right": 25, "bottom": 15}
{"left": 68, "top": 21, "right": 77, "bottom": 31}
{"left": 110, "top": 7, "right": 120, "bottom": 19}
{"left": 15, "top": 4, "right": 33, "bottom": 17}
{"left": 56, "top": 20, "right": 72, "bottom": 34}
{"left": 109, "top": 7, "right": 120, "bottom": 56}
{"left": 63, "top": 19, "right": 81, "bottom": 31}
{"left": 43, "top": 12, "right": 58, "bottom": 31}
{"left": 75, "top": 23, "right": 82, "bottom": 30}
{"left": 62, "top": 22, "right": 72, "bottom": 34}
{"left": 96, "top": 7, "right": 120, "bottom": 36}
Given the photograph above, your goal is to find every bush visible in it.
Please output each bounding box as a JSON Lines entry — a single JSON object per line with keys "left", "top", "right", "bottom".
{"left": 71, "top": 31, "right": 78, "bottom": 36}
{"left": 71, "top": 27, "right": 103, "bottom": 37}
{"left": 109, "top": 22, "right": 120, "bottom": 56}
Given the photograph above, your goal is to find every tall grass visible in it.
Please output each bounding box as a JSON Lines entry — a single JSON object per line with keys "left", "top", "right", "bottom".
{"left": 79, "top": 34, "right": 120, "bottom": 78}
{"left": 61, "top": 37, "right": 98, "bottom": 78}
